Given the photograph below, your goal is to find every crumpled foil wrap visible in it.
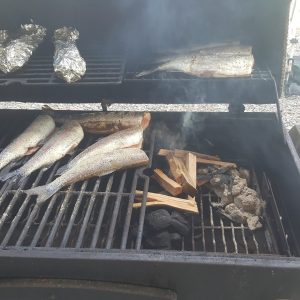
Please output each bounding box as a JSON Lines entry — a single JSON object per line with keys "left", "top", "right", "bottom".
{"left": 0, "top": 30, "right": 9, "bottom": 46}
{"left": 0, "top": 24, "right": 46, "bottom": 73}
{"left": 53, "top": 27, "right": 86, "bottom": 83}
{"left": 0, "top": 30, "right": 9, "bottom": 60}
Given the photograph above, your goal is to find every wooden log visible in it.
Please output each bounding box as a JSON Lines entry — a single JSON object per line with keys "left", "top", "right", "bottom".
{"left": 196, "top": 157, "right": 236, "bottom": 168}
{"left": 153, "top": 168, "right": 183, "bottom": 196}
{"left": 185, "top": 153, "right": 197, "bottom": 201}
{"left": 134, "top": 191, "right": 198, "bottom": 213}
{"left": 158, "top": 149, "right": 220, "bottom": 161}
{"left": 166, "top": 153, "right": 197, "bottom": 197}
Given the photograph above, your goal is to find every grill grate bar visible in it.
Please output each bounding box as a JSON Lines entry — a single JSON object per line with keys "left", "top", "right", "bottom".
{"left": 0, "top": 177, "right": 30, "bottom": 233}
{"left": 199, "top": 193, "right": 206, "bottom": 252}
{"left": 231, "top": 223, "right": 238, "bottom": 254}
{"left": 220, "top": 219, "right": 227, "bottom": 253}
{"left": 0, "top": 168, "right": 45, "bottom": 247}
{"left": 120, "top": 170, "right": 139, "bottom": 250}
{"left": 208, "top": 192, "right": 217, "bottom": 252}
{"left": 106, "top": 171, "right": 127, "bottom": 249}
{"left": 240, "top": 224, "right": 249, "bottom": 254}
{"left": 191, "top": 215, "right": 195, "bottom": 251}
{"left": 15, "top": 160, "right": 62, "bottom": 247}
{"left": 252, "top": 233, "right": 260, "bottom": 254}
{"left": 60, "top": 180, "right": 89, "bottom": 248}
{"left": 45, "top": 183, "right": 75, "bottom": 247}
{"left": 90, "top": 174, "right": 114, "bottom": 248}
{"left": 135, "top": 179, "right": 148, "bottom": 250}
{"left": 75, "top": 178, "right": 102, "bottom": 248}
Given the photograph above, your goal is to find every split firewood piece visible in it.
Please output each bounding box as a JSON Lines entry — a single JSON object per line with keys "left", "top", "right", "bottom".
{"left": 153, "top": 168, "right": 183, "bottom": 196}
{"left": 166, "top": 153, "right": 197, "bottom": 197}
{"left": 158, "top": 149, "right": 220, "bottom": 161}
{"left": 184, "top": 153, "right": 197, "bottom": 201}
{"left": 196, "top": 157, "right": 236, "bottom": 168}
{"left": 134, "top": 191, "right": 198, "bottom": 213}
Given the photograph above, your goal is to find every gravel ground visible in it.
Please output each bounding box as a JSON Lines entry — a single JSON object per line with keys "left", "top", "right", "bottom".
{"left": 0, "top": 97, "right": 298, "bottom": 130}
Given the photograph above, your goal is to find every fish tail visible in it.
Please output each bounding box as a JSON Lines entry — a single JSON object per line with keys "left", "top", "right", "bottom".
{"left": 0, "top": 169, "right": 18, "bottom": 181}
{"left": 25, "top": 184, "right": 58, "bottom": 204}
{"left": 135, "top": 67, "right": 160, "bottom": 77}
{"left": 0, "top": 170, "right": 25, "bottom": 186}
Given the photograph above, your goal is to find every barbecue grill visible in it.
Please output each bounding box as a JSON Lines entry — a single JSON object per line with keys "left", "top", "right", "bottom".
{"left": 0, "top": 0, "right": 300, "bottom": 299}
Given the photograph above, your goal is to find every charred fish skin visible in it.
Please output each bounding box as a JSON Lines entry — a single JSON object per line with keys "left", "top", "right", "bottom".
{"left": 136, "top": 45, "right": 254, "bottom": 78}
{"left": 1, "top": 120, "right": 84, "bottom": 184}
{"left": 56, "top": 126, "right": 144, "bottom": 176}
{"left": 0, "top": 115, "right": 55, "bottom": 171}
{"left": 53, "top": 111, "right": 151, "bottom": 134}
{"left": 25, "top": 148, "right": 149, "bottom": 204}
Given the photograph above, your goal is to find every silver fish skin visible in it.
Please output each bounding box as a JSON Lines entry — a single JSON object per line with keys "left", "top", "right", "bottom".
{"left": 25, "top": 148, "right": 149, "bottom": 204}
{"left": 56, "top": 126, "right": 143, "bottom": 176}
{"left": 0, "top": 115, "right": 55, "bottom": 171}
{"left": 53, "top": 111, "right": 151, "bottom": 134}
{"left": 1, "top": 120, "right": 84, "bottom": 184}
{"left": 136, "top": 45, "right": 254, "bottom": 78}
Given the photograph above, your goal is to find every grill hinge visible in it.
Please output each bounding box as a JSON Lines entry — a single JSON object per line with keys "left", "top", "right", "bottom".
{"left": 228, "top": 103, "right": 245, "bottom": 114}
{"left": 100, "top": 99, "right": 112, "bottom": 112}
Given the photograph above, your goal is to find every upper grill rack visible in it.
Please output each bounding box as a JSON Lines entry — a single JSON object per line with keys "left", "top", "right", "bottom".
{"left": 0, "top": 54, "right": 125, "bottom": 86}
{"left": 0, "top": 50, "right": 277, "bottom": 103}
{"left": 0, "top": 124, "right": 290, "bottom": 255}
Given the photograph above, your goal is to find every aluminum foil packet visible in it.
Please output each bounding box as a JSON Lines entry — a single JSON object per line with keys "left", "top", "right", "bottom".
{"left": 0, "top": 30, "right": 9, "bottom": 46}
{"left": 53, "top": 27, "right": 86, "bottom": 83}
{"left": 0, "top": 24, "right": 46, "bottom": 73}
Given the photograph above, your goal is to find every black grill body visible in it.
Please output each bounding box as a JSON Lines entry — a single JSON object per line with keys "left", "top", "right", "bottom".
{"left": 0, "top": 110, "right": 299, "bottom": 300}
{"left": 0, "top": 0, "right": 299, "bottom": 299}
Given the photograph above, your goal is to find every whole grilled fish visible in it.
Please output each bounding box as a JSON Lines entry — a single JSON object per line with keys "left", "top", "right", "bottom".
{"left": 0, "top": 115, "right": 55, "bottom": 171}
{"left": 53, "top": 111, "right": 151, "bottom": 134}
{"left": 25, "top": 148, "right": 149, "bottom": 204}
{"left": 136, "top": 45, "right": 254, "bottom": 78}
{"left": 1, "top": 120, "right": 84, "bottom": 184}
{"left": 55, "top": 126, "right": 143, "bottom": 176}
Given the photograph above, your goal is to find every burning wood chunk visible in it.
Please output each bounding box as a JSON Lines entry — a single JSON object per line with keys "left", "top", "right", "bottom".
{"left": 202, "top": 166, "right": 264, "bottom": 230}
{"left": 134, "top": 191, "right": 198, "bottom": 213}
{"left": 184, "top": 152, "right": 197, "bottom": 201}
{"left": 153, "top": 168, "right": 183, "bottom": 196}
{"left": 166, "top": 153, "right": 197, "bottom": 197}
{"left": 196, "top": 157, "right": 236, "bottom": 168}
{"left": 158, "top": 149, "right": 220, "bottom": 161}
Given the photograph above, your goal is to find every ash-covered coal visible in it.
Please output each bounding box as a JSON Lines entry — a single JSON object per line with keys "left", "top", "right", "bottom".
{"left": 132, "top": 208, "right": 190, "bottom": 250}
{"left": 200, "top": 166, "right": 264, "bottom": 230}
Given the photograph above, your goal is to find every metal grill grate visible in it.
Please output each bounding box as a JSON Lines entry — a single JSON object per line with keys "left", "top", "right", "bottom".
{"left": 0, "top": 55, "right": 125, "bottom": 86}
{"left": 122, "top": 64, "right": 278, "bottom": 104}
{"left": 0, "top": 127, "right": 289, "bottom": 254}
{"left": 125, "top": 63, "right": 272, "bottom": 81}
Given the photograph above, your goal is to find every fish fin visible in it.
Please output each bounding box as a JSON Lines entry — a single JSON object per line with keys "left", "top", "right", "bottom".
{"left": 25, "top": 184, "right": 57, "bottom": 205}
{"left": 66, "top": 149, "right": 75, "bottom": 156}
{"left": 0, "top": 170, "right": 26, "bottom": 187}
{"left": 25, "top": 146, "right": 40, "bottom": 156}
{"left": 135, "top": 67, "right": 161, "bottom": 77}
{"left": 0, "top": 170, "right": 18, "bottom": 182}
{"left": 55, "top": 165, "right": 68, "bottom": 176}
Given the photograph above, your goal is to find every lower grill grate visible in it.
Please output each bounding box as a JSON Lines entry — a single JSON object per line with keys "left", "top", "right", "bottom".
{"left": 0, "top": 130, "right": 290, "bottom": 255}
